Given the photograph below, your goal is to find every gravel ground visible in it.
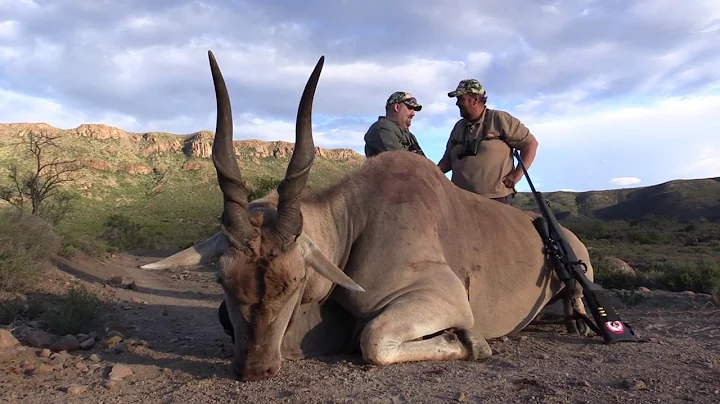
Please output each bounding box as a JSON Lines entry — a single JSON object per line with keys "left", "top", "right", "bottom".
{"left": 1, "top": 252, "right": 718, "bottom": 403}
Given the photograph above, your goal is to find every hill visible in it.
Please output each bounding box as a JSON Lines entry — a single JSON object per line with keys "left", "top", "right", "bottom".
{"left": 512, "top": 177, "right": 720, "bottom": 223}
{"left": 0, "top": 123, "right": 364, "bottom": 250}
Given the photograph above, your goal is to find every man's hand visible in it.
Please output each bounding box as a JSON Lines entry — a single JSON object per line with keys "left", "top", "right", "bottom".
{"left": 502, "top": 169, "right": 523, "bottom": 188}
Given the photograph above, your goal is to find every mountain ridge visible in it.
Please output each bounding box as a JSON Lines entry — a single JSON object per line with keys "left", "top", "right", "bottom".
{"left": 1, "top": 122, "right": 718, "bottom": 224}
{"left": 0, "top": 122, "right": 363, "bottom": 162}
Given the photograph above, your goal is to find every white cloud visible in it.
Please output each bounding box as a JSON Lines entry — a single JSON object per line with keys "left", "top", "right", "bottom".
{"left": 0, "top": 0, "right": 719, "bottom": 192}
{"left": 610, "top": 177, "right": 642, "bottom": 186}
{"left": 504, "top": 93, "right": 720, "bottom": 191}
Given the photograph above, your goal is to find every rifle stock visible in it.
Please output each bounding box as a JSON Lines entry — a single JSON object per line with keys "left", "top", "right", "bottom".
{"left": 512, "top": 150, "right": 639, "bottom": 344}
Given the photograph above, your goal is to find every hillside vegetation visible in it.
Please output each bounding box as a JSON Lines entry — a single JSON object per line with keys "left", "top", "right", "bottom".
{"left": 0, "top": 123, "right": 364, "bottom": 253}
{"left": 1, "top": 122, "right": 719, "bottom": 296}
{"left": 512, "top": 177, "right": 720, "bottom": 222}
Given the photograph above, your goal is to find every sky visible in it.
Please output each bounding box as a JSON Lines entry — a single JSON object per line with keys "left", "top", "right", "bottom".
{"left": 1, "top": 0, "right": 720, "bottom": 192}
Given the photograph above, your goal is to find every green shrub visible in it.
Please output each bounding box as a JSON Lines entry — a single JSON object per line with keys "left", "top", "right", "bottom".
{"left": 0, "top": 211, "right": 60, "bottom": 292}
{"left": 41, "top": 284, "right": 110, "bottom": 335}
{"left": 247, "top": 176, "right": 281, "bottom": 201}
{"left": 101, "top": 213, "right": 156, "bottom": 251}
{"left": 59, "top": 234, "right": 109, "bottom": 259}
{"left": 591, "top": 250, "right": 720, "bottom": 295}
{"left": 648, "top": 260, "right": 720, "bottom": 294}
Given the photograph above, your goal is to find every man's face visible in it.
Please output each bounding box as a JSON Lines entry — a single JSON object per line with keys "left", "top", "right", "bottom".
{"left": 396, "top": 102, "right": 416, "bottom": 128}
{"left": 455, "top": 94, "right": 474, "bottom": 119}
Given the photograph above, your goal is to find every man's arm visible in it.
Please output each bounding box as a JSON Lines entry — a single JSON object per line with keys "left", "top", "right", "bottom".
{"left": 437, "top": 155, "right": 451, "bottom": 173}
{"left": 436, "top": 136, "right": 454, "bottom": 173}
{"left": 365, "top": 126, "right": 405, "bottom": 154}
{"left": 515, "top": 136, "right": 538, "bottom": 170}
{"left": 501, "top": 112, "right": 539, "bottom": 187}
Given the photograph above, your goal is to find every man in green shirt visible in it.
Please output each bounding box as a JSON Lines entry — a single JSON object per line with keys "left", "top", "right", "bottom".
{"left": 364, "top": 91, "right": 426, "bottom": 157}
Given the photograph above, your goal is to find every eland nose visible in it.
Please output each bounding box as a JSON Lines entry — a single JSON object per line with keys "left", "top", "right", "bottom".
{"left": 235, "top": 363, "right": 281, "bottom": 381}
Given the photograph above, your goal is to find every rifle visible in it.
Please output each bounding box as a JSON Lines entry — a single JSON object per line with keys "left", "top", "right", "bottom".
{"left": 512, "top": 150, "right": 639, "bottom": 344}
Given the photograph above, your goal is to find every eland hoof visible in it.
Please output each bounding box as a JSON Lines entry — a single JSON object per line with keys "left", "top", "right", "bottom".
{"left": 456, "top": 329, "right": 492, "bottom": 360}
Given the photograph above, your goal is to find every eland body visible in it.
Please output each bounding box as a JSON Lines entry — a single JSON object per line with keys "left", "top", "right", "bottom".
{"left": 141, "top": 52, "right": 594, "bottom": 381}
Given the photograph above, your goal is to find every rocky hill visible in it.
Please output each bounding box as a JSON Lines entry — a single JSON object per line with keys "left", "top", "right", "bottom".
{"left": 0, "top": 122, "right": 367, "bottom": 248}
{"left": 0, "top": 123, "right": 363, "bottom": 177}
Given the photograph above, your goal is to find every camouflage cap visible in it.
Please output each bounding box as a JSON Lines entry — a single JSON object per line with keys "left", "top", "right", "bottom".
{"left": 386, "top": 91, "right": 422, "bottom": 111}
{"left": 447, "top": 79, "right": 486, "bottom": 98}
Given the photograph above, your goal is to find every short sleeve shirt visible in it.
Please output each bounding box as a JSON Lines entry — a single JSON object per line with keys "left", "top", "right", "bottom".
{"left": 441, "top": 108, "right": 536, "bottom": 198}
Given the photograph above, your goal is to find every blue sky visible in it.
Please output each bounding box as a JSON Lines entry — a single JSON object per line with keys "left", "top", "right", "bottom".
{"left": 1, "top": 0, "right": 719, "bottom": 192}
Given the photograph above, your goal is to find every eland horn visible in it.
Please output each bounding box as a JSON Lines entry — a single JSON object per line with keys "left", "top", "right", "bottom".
{"left": 208, "top": 50, "right": 254, "bottom": 239}
{"left": 140, "top": 232, "right": 229, "bottom": 270}
{"left": 274, "top": 56, "right": 325, "bottom": 244}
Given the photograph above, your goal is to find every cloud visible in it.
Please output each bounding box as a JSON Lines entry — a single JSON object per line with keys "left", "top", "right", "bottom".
{"left": 0, "top": 0, "right": 719, "bottom": 192}
{"left": 610, "top": 177, "right": 642, "bottom": 187}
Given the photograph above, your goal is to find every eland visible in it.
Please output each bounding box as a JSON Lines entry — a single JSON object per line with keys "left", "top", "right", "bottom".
{"left": 140, "top": 51, "right": 594, "bottom": 381}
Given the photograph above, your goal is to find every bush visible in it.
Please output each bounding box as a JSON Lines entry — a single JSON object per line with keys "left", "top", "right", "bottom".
{"left": 591, "top": 251, "right": 720, "bottom": 295}
{"left": 40, "top": 284, "right": 110, "bottom": 335}
{"left": 59, "top": 234, "right": 109, "bottom": 259}
{"left": 247, "top": 176, "right": 282, "bottom": 201}
{"left": 0, "top": 211, "right": 60, "bottom": 292}
{"left": 648, "top": 260, "right": 720, "bottom": 294}
{"left": 101, "top": 213, "right": 156, "bottom": 251}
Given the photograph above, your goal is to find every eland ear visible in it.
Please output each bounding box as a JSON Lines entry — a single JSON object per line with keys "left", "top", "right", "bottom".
{"left": 297, "top": 233, "right": 365, "bottom": 292}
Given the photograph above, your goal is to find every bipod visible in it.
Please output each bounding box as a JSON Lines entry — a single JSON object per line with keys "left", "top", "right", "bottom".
{"left": 512, "top": 150, "right": 640, "bottom": 344}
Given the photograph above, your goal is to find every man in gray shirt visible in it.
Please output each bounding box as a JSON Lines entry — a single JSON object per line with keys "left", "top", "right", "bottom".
{"left": 364, "top": 91, "right": 426, "bottom": 157}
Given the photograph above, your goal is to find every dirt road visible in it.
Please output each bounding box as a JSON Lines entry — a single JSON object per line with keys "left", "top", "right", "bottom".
{"left": 1, "top": 251, "right": 719, "bottom": 403}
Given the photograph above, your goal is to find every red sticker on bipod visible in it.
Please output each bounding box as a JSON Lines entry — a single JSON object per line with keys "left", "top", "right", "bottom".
{"left": 605, "top": 321, "right": 625, "bottom": 334}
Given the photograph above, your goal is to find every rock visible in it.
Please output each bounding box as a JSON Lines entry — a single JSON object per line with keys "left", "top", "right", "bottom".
{"left": 108, "top": 364, "right": 133, "bottom": 381}
{"left": 89, "top": 354, "right": 101, "bottom": 362}
{"left": 108, "top": 276, "right": 136, "bottom": 290}
{"left": 105, "top": 334, "right": 123, "bottom": 349}
{"left": 621, "top": 378, "right": 647, "bottom": 390}
{"left": 104, "top": 323, "right": 128, "bottom": 337}
{"left": 25, "top": 330, "right": 53, "bottom": 348}
{"left": 32, "top": 363, "right": 53, "bottom": 375}
{"left": 112, "top": 342, "right": 127, "bottom": 354}
{"left": 20, "top": 360, "right": 35, "bottom": 373}
{"left": 125, "top": 338, "right": 149, "bottom": 348}
{"left": 0, "top": 329, "right": 20, "bottom": 349}
{"left": 50, "top": 351, "right": 68, "bottom": 360}
{"left": 80, "top": 338, "right": 95, "bottom": 350}
{"left": 50, "top": 335, "right": 80, "bottom": 352}
{"left": 39, "top": 348, "right": 51, "bottom": 358}
{"left": 607, "top": 257, "right": 635, "bottom": 275}
{"left": 108, "top": 276, "right": 124, "bottom": 285}
{"left": 638, "top": 287, "right": 651, "bottom": 294}
{"left": 65, "top": 385, "right": 88, "bottom": 396}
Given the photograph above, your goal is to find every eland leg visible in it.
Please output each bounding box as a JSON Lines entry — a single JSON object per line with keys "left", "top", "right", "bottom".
{"left": 530, "top": 282, "right": 592, "bottom": 337}
{"left": 359, "top": 266, "right": 492, "bottom": 366}
{"left": 565, "top": 280, "right": 591, "bottom": 336}
{"left": 218, "top": 300, "right": 235, "bottom": 343}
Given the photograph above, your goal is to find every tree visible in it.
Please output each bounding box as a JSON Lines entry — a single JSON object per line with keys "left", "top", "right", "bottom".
{"left": 0, "top": 129, "right": 83, "bottom": 225}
